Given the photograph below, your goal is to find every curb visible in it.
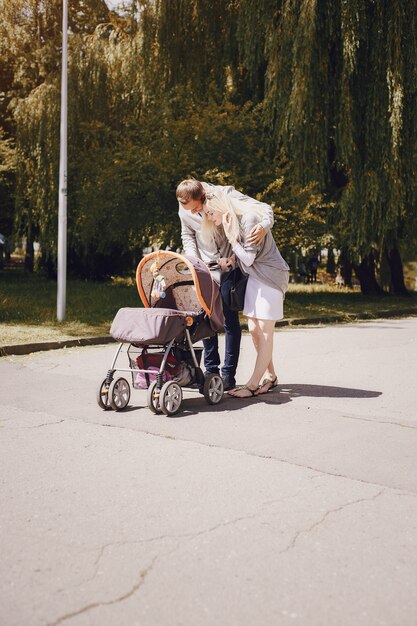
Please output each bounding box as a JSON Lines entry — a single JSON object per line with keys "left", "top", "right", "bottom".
{"left": 0, "top": 335, "right": 115, "bottom": 357}
{"left": 1, "top": 308, "right": 416, "bottom": 357}
{"left": 277, "top": 307, "right": 417, "bottom": 327}
{"left": 240, "top": 307, "right": 417, "bottom": 331}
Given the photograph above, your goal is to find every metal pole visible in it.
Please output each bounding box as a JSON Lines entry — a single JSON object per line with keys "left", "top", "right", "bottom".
{"left": 57, "top": 0, "right": 68, "bottom": 321}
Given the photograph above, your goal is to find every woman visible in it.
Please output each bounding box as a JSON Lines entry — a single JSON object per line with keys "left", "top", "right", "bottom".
{"left": 201, "top": 190, "right": 289, "bottom": 398}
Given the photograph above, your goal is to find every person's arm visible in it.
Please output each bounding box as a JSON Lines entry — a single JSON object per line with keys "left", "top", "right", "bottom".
{"left": 222, "top": 213, "right": 258, "bottom": 267}
{"left": 179, "top": 209, "right": 200, "bottom": 258}
{"left": 231, "top": 242, "right": 256, "bottom": 267}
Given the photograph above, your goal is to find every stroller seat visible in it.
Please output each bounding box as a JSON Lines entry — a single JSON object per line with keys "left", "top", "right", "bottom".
{"left": 110, "top": 307, "right": 196, "bottom": 346}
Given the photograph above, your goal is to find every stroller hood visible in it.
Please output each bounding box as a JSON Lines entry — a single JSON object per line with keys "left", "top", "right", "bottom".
{"left": 136, "top": 251, "right": 224, "bottom": 332}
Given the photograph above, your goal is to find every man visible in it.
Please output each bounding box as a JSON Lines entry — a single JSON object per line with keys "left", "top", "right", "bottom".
{"left": 176, "top": 178, "right": 274, "bottom": 391}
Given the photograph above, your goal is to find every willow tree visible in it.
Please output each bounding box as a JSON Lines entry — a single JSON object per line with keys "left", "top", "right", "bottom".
{"left": 0, "top": 0, "right": 110, "bottom": 270}
{"left": 7, "top": 0, "right": 417, "bottom": 286}
{"left": 14, "top": 83, "right": 60, "bottom": 272}
{"left": 237, "top": 0, "right": 417, "bottom": 294}
{"left": 139, "top": 0, "right": 239, "bottom": 101}
{"left": 12, "top": 18, "right": 150, "bottom": 277}
{"left": 335, "top": 0, "right": 417, "bottom": 294}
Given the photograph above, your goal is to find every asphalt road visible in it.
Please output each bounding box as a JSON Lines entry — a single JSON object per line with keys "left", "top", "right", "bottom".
{"left": 1, "top": 318, "right": 417, "bottom": 626}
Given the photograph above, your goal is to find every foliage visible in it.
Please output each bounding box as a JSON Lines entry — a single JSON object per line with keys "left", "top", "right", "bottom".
{"left": 1, "top": 0, "right": 416, "bottom": 288}
{"left": 258, "top": 152, "right": 331, "bottom": 256}
{"left": 0, "top": 128, "right": 16, "bottom": 236}
{"left": 64, "top": 96, "right": 281, "bottom": 277}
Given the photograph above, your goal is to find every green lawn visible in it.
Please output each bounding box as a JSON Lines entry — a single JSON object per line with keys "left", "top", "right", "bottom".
{"left": 283, "top": 283, "right": 417, "bottom": 322}
{"left": 0, "top": 269, "right": 139, "bottom": 337}
{"left": 1, "top": 268, "right": 416, "bottom": 344}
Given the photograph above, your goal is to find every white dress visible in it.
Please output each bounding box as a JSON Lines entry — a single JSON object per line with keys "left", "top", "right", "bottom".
{"left": 231, "top": 217, "right": 288, "bottom": 321}
{"left": 243, "top": 275, "right": 284, "bottom": 321}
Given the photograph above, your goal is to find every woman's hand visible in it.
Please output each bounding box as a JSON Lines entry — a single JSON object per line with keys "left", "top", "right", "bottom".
{"left": 247, "top": 224, "right": 266, "bottom": 246}
{"left": 222, "top": 213, "right": 237, "bottom": 245}
{"left": 217, "top": 257, "right": 234, "bottom": 271}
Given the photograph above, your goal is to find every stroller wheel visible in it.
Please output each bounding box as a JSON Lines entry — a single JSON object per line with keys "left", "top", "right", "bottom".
{"left": 97, "top": 379, "right": 112, "bottom": 410}
{"left": 147, "top": 380, "right": 163, "bottom": 414}
{"left": 160, "top": 381, "right": 183, "bottom": 416}
{"left": 203, "top": 374, "right": 224, "bottom": 405}
{"left": 109, "top": 377, "right": 130, "bottom": 411}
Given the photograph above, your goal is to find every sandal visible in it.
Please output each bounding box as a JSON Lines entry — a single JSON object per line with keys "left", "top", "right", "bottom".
{"left": 227, "top": 385, "right": 258, "bottom": 398}
{"left": 255, "top": 376, "right": 278, "bottom": 395}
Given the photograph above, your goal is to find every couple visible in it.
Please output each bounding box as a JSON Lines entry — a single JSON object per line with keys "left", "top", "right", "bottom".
{"left": 177, "top": 179, "right": 289, "bottom": 399}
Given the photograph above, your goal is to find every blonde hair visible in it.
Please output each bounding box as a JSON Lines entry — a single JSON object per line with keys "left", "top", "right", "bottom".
{"left": 201, "top": 189, "right": 265, "bottom": 246}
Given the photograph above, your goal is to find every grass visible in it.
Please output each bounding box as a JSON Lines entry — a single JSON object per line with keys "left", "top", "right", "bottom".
{"left": 1, "top": 265, "right": 416, "bottom": 345}
{"left": 283, "top": 282, "right": 417, "bottom": 321}
{"left": 0, "top": 268, "right": 139, "bottom": 343}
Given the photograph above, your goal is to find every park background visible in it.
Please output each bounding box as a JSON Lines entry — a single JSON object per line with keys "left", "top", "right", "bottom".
{"left": 1, "top": 0, "right": 417, "bottom": 342}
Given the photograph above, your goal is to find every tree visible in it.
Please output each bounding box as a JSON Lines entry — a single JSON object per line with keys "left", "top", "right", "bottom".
{"left": 258, "top": 152, "right": 330, "bottom": 262}
{"left": 0, "top": 130, "right": 16, "bottom": 241}
{"left": 3, "top": 0, "right": 417, "bottom": 286}
{"left": 236, "top": 0, "right": 417, "bottom": 294}
{"left": 0, "top": 0, "right": 110, "bottom": 270}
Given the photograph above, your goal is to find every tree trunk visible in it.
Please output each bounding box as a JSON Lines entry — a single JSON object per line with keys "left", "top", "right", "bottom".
{"left": 385, "top": 244, "right": 409, "bottom": 296}
{"left": 24, "top": 212, "right": 34, "bottom": 273}
{"left": 353, "top": 251, "right": 384, "bottom": 296}
{"left": 339, "top": 248, "right": 353, "bottom": 288}
{"left": 326, "top": 246, "right": 336, "bottom": 274}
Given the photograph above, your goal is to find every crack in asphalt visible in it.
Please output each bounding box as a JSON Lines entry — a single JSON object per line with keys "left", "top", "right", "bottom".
{"left": 97, "top": 423, "right": 417, "bottom": 495}
{"left": 279, "top": 488, "right": 386, "bottom": 554}
{"left": 46, "top": 555, "right": 159, "bottom": 626}
{"left": 339, "top": 413, "right": 417, "bottom": 430}
{"left": 3, "top": 408, "right": 415, "bottom": 496}
{"left": 57, "top": 483, "right": 320, "bottom": 594}
{"left": 49, "top": 482, "right": 388, "bottom": 623}
{"left": 1, "top": 419, "right": 66, "bottom": 429}
{"left": 29, "top": 420, "right": 65, "bottom": 429}
{"left": 50, "top": 486, "right": 324, "bottom": 625}
{"left": 64, "top": 512, "right": 274, "bottom": 590}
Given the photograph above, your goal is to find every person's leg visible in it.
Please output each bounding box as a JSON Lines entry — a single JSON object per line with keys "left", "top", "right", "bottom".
{"left": 203, "top": 334, "right": 220, "bottom": 375}
{"left": 247, "top": 319, "right": 276, "bottom": 386}
{"left": 248, "top": 317, "right": 260, "bottom": 351}
{"left": 261, "top": 358, "right": 277, "bottom": 382}
{"left": 228, "top": 318, "right": 276, "bottom": 398}
{"left": 248, "top": 329, "right": 276, "bottom": 384}
{"left": 220, "top": 272, "right": 242, "bottom": 388}
{"left": 255, "top": 356, "right": 278, "bottom": 395}
{"left": 221, "top": 301, "right": 241, "bottom": 386}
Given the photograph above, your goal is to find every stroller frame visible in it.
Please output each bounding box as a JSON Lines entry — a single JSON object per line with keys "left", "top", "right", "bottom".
{"left": 97, "top": 327, "right": 224, "bottom": 416}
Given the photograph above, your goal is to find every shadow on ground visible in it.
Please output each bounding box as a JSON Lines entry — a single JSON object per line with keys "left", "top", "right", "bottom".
{"left": 276, "top": 383, "right": 381, "bottom": 399}
{"left": 112, "top": 383, "right": 382, "bottom": 418}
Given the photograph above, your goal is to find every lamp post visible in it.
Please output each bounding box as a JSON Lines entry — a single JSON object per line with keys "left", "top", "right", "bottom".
{"left": 57, "top": 0, "right": 68, "bottom": 321}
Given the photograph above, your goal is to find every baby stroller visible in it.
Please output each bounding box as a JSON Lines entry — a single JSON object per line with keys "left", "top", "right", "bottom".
{"left": 97, "top": 250, "right": 225, "bottom": 416}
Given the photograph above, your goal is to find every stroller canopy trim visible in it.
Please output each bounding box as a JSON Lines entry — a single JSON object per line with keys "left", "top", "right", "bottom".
{"left": 136, "top": 251, "right": 215, "bottom": 317}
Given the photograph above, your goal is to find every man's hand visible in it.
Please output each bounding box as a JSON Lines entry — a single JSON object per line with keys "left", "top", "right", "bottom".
{"left": 217, "top": 257, "right": 234, "bottom": 271}
{"left": 247, "top": 224, "right": 266, "bottom": 246}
